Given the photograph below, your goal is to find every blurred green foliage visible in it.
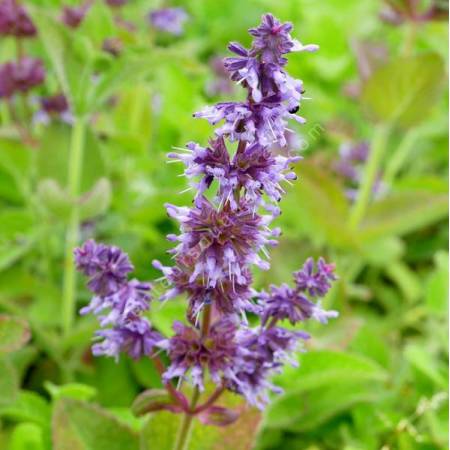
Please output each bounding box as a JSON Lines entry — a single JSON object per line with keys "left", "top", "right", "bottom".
{"left": 0, "top": 0, "right": 448, "bottom": 449}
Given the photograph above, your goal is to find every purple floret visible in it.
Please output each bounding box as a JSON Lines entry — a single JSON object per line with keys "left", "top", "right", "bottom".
{"left": 0, "top": 58, "right": 45, "bottom": 98}
{"left": 74, "top": 239, "right": 134, "bottom": 297}
{"left": 161, "top": 318, "right": 237, "bottom": 390}
{"left": 169, "top": 137, "right": 300, "bottom": 209}
{"left": 294, "top": 257, "right": 337, "bottom": 298}
{"left": 0, "top": 0, "right": 36, "bottom": 38}
{"left": 225, "top": 326, "right": 308, "bottom": 408}
{"left": 148, "top": 7, "right": 188, "bottom": 36}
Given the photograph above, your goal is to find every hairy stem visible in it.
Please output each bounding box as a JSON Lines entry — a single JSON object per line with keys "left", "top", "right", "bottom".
{"left": 348, "top": 124, "right": 390, "bottom": 230}
{"left": 173, "top": 388, "right": 200, "bottom": 450}
{"left": 193, "top": 385, "right": 225, "bottom": 414}
{"left": 61, "top": 117, "right": 86, "bottom": 336}
{"left": 151, "top": 355, "right": 186, "bottom": 408}
{"left": 172, "top": 304, "right": 212, "bottom": 450}
{"left": 383, "top": 129, "right": 418, "bottom": 187}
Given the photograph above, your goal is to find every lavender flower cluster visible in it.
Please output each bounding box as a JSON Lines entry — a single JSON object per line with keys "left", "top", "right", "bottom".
{"left": 0, "top": 0, "right": 74, "bottom": 124}
{"left": 75, "top": 240, "right": 162, "bottom": 360}
{"left": 76, "top": 14, "right": 338, "bottom": 412}
{"left": 0, "top": 0, "right": 45, "bottom": 100}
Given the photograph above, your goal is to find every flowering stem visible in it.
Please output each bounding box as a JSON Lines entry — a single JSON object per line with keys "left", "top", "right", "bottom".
{"left": 172, "top": 304, "right": 212, "bottom": 450}
{"left": 348, "top": 124, "right": 391, "bottom": 230}
{"left": 192, "top": 385, "right": 225, "bottom": 414}
{"left": 200, "top": 304, "right": 212, "bottom": 336}
{"left": 266, "top": 316, "right": 278, "bottom": 329}
{"left": 383, "top": 129, "right": 418, "bottom": 187}
{"left": 402, "top": 22, "right": 417, "bottom": 57}
{"left": 151, "top": 355, "right": 186, "bottom": 408}
{"left": 61, "top": 117, "right": 86, "bottom": 336}
{"left": 173, "top": 387, "right": 200, "bottom": 450}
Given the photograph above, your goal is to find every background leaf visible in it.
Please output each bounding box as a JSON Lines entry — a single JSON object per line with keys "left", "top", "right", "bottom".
{"left": 361, "top": 53, "right": 446, "bottom": 128}
{"left": 0, "top": 315, "right": 31, "bottom": 354}
{"left": 52, "top": 398, "right": 140, "bottom": 450}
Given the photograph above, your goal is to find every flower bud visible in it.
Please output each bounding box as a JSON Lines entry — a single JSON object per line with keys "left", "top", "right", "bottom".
{"left": 198, "top": 406, "right": 240, "bottom": 427}
{"left": 131, "top": 389, "right": 185, "bottom": 416}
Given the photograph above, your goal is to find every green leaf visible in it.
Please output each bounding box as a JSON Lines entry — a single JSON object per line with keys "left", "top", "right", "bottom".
{"left": 130, "top": 357, "right": 163, "bottom": 389}
{"left": 0, "top": 315, "right": 31, "bottom": 354}
{"left": 52, "top": 398, "right": 140, "bottom": 450}
{"left": 0, "top": 390, "right": 51, "bottom": 427}
{"left": 266, "top": 381, "right": 381, "bottom": 432}
{"left": 45, "top": 382, "right": 98, "bottom": 402}
{"left": 37, "top": 179, "right": 72, "bottom": 219}
{"left": 361, "top": 237, "right": 404, "bottom": 267}
{"left": 385, "top": 260, "right": 422, "bottom": 303}
{"left": 361, "top": 53, "right": 446, "bottom": 128}
{"left": 404, "top": 344, "right": 447, "bottom": 389}
{"left": 266, "top": 351, "right": 387, "bottom": 430}
{"left": 91, "top": 357, "right": 138, "bottom": 407}
{"left": 274, "top": 350, "right": 388, "bottom": 391}
{"left": 349, "top": 325, "right": 390, "bottom": 368}
{"left": 0, "top": 137, "right": 30, "bottom": 198}
{"left": 37, "top": 123, "right": 106, "bottom": 193}
{"left": 29, "top": 9, "right": 73, "bottom": 104}
{"left": 425, "top": 251, "right": 449, "bottom": 316}
{"left": 281, "top": 162, "right": 355, "bottom": 249}
{"left": 0, "top": 210, "right": 34, "bottom": 241}
{"left": 79, "top": 178, "right": 112, "bottom": 220}
{"left": 8, "top": 422, "right": 45, "bottom": 450}
{"left": 0, "top": 358, "right": 18, "bottom": 406}
{"left": 358, "top": 190, "right": 448, "bottom": 241}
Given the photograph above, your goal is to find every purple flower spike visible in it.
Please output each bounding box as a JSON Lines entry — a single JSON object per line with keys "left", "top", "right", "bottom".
{"left": 75, "top": 239, "right": 134, "bottom": 297}
{"left": 75, "top": 14, "right": 338, "bottom": 411}
{"left": 259, "top": 283, "right": 316, "bottom": 325}
{"left": 61, "top": 4, "right": 89, "bottom": 29}
{"left": 0, "top": 0, "right": 37, "bottom": 38}
{"left": 148, "top": 7, "right": 188, "bottom": 36}
{"left": 249, "top": 13, "right": 296, "bottom": 64}
{"left": 75, "top": 240, "right": 163, "bottom": 361}
{"left": 93, "top": 318, "right": 162, "bottom": 361}
{"left": 0, "top": 58, "right": 45, "bottom": 98}
{"left": 195, "top": 13, "right": 318, "bottom": 147}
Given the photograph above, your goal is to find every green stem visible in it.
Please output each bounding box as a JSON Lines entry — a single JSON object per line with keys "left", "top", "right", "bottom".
{"left": 61, "top": 117, "right": 86, "bottom": 336}
{"left": 173, "top": 388, "right": 200, "bottom": 450}
{"left": 383, "top": 129, "right": 418, "bottom": 187}
{"left": 402, "top": 22, "right": 417, "bottom": 57}
{"left": 172, "top": 304, "right": 212, "bottom": 450}
{"left": 348, "top": 124, "right": 391, "bottom": 230}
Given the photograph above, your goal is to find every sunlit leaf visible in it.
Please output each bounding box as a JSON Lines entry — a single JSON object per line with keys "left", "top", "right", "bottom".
{"left": 281, "top": 162, "right": 355, "bottom": 249}
{"left": 358, "top": 190, "right": 448, "bottom": 241}
{"left": 266, "top": 351, "right": 387, "bottom": 430}
{"left": 8, "top": 422, "right": 45, "bottom": 450}
{"left": 52, "top": 398, "right": 140, "bottom": 450}
{"left": 141, "top": 392, "right": 261, "bottom": 450}
{"left": 0, "top": 358, "right": 18, "bottom": 406}
{"left": 361, "top": 53, "right": 446, "bottom": 128}
{"left": 0, "top": 390, "right": 51, "bottom": 427}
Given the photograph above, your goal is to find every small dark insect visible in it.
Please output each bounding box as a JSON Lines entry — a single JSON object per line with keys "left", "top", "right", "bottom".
{"left": 289, "top": 105, "right": 299, "bottom": 114}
